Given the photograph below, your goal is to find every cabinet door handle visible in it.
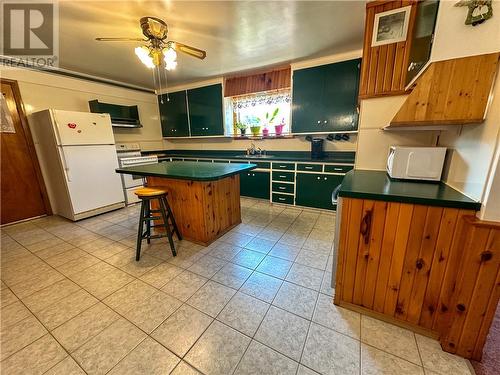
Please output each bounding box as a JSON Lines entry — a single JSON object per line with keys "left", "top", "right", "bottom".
{"left": 323, "top": 120, "right": 327, "bottom": 124}
{"left": 279, "top": 175, "right": 286, "bottom": 178}
{"left": 360, "top": 209, "right": 372, "bottom": 245}
{"left": 324, "top": 177, "right": 327, "bottom": 180}
{"left": 317, "top": 176, "right": 321, "bottom": 180}
{"left": 279, "top": 186, "right": 286, "bottom": 190}
{"left": 305, "top": 166, "right": 313, "bottom": 170}
{"left": 317, "top": 120, "right": 321, "bottom": 124}
{"left": 279, "top": 165, "right": 287, "bottom": 168}
{"left": 278, "top": 197, "right": 286, "bottom": 201}
{"left": 334, "top": 167, "right": 343, "bottom": 171}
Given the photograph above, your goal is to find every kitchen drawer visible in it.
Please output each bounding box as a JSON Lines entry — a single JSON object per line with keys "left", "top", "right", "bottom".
{"left": 324, "top": 165, "right": 353, "bottom": 174}
{"left": 272, "top": 162, "right": 295, "bottom": 171}
{"left": 254, "top": 161, "right": 271, "bottom": 169}
{"left": 272, "top": 171, "right": 295, "bottom": 182}
{"left": 272, "top": 193, "right": 294, "bottom": 205}
{"left": 297, "top": 163, "right": 323, "bottom": 172}
{"left": 272, "top": 182, "right": 294, "bottom": 194}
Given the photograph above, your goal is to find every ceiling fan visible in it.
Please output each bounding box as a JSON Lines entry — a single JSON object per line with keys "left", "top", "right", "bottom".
{"left": 95, "top": 16, "right": 206, "bottom": 96}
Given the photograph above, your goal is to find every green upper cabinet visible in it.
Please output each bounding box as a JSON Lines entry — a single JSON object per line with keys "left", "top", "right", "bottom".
{"left": 187, "top": 84, "right": 224, "bottom": 137}
{"left": 296, "top": 173, "right": 344, "bottom": 210}
{"left": 292, "top": 58, "right": 361, "bottom": 134}
{"left": 159, "top": 91, "right": 190, "bottom": 137}
{"left": 159, "top": 83, "right": 224, "bottom": 138}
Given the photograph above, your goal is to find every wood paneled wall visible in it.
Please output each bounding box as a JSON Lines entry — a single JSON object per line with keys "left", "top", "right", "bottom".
{"left": 224, "top": 66, "right": 291, "bottom": 97}
{"left": 336, "top": 197, "right": 500, "bottom": 360}
{"left": 440, "top": 217, "right": 500, "bottom": 361}
{"left": 335, "top": 198, "right": 475, "bottom": 331}
{"left": 359, "top": 0, "right": 417, "bottom": 99}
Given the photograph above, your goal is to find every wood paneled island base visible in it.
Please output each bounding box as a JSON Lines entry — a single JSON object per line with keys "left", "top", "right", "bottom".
{"left": 147, "top": 175, "right": 241, "bottom": 246}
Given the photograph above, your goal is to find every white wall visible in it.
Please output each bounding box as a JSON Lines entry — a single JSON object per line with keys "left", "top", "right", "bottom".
{"left": 355, "top": 96, "right": 438, "bottom": 170}
{"left": 430, "top": 0, "right": 500, "bottom": 63}
{"left": 0, "top": 68, "right": 163, "bottom": 150}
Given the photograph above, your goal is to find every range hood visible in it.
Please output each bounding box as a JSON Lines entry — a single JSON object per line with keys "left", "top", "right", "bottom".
{"left": 386, "top": 52, "right": 499, "bottom": 129}
{"left": 88, "top": 100, "right": 143, "bottom": 128}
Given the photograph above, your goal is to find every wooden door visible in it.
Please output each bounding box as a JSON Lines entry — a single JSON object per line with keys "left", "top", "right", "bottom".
{"left": 158, "top": 90, "right": 190, "bottom": 137}
{"left": 1, "top": 80, "right": 50, "bottom": 224}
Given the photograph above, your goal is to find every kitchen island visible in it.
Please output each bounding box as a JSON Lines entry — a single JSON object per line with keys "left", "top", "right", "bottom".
{"left": 116, "top": 161, "right": 256, "bottom": 245}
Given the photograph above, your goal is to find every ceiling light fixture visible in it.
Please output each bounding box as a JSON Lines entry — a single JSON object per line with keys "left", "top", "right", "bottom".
{"left": 95, "top": 17, "right": 206, "bottom": 103}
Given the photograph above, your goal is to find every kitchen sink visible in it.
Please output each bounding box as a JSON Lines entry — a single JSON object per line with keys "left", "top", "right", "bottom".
{"left": 234, "top": 154, "right": 274, "bottom": 159}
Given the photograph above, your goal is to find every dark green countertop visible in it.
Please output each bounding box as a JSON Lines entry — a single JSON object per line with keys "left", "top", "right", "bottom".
{"left": 338, "top": 170, "right": 481, "bottom": 211}
{"left": 116, "top": 161, "right": 256, "bottom": 181}
{"left": 141, "top": 149, "right": 356, "bottom": 164}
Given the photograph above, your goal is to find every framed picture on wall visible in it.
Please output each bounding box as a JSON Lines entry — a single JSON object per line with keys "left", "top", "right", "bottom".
{"left": 371, "top": 6, "right": 412, "bottom": 47}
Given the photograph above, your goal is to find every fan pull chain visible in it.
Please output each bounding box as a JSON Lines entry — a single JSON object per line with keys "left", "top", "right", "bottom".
{"left": 153, "top": 67, "right": 162, "bottom": 104}
{"left": 163, "top": 66, "right": 170, "bottom": 102}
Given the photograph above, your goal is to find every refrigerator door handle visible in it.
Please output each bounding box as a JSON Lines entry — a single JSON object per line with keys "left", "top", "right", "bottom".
{"left": 59, "top": 147, "right": 71, "bottom": 182}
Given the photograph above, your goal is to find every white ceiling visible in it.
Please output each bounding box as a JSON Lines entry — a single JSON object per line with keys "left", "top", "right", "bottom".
{"left": 59, "top": 1, "right": 366, "bottom": 89}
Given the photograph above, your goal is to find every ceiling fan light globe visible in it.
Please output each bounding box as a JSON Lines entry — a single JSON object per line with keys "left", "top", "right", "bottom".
{"left": 164, "top": 47, "right": 177, "bottom": 63}
{"left": 165, "top": 60, "right": 177, "bottom": 71}
{"left": 134, "top": 46, "right": 154, "bottom": 69}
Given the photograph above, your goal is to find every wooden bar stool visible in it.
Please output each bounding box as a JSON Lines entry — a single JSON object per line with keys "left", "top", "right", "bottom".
{"left": 134, "top": 187, "right": 181, "bottom": 261}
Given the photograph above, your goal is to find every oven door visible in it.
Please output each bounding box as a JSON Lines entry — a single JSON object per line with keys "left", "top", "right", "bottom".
{"left": 121, "top": 172, "right": 145, "bottom": 189}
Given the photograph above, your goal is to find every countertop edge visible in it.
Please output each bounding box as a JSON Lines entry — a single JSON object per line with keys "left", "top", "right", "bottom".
{"left": 338, "top": 191, "right": 481, "bottom": 211}
{"left": 115, "top": 164, "right": 257, "bottom": 182}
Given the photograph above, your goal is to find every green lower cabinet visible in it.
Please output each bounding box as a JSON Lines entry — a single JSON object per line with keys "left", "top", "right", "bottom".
{"left": 296, "top": 173, "right": 344, "bottom": 210}
{"left": 240, "top": 171, "right": 270, "bottom": 199}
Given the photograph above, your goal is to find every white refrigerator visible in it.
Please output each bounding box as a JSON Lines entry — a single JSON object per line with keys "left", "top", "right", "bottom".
{"left": 30, "top": 109, "right": 125, "bottom": 221}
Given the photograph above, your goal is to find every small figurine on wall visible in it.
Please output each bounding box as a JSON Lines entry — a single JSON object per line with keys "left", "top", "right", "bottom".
{"left": 455, "top": 0, "right": 493, "bottom": 26}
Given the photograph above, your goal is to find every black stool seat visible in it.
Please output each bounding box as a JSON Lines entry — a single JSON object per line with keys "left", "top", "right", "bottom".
{"left": 134, "top": 187, "right": 181, "bottom": 261}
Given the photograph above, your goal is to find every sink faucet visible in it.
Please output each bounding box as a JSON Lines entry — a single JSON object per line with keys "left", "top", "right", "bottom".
{"left": 257, "top": 147, "right": 262, "bottom": 156}
{"left": 247, "top": 143, "right": 256, "bottom": 155}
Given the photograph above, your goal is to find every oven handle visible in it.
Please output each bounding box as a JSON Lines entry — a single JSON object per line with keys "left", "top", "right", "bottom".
{"left": 331, "top": 184, "right": 341, "bottom": 205}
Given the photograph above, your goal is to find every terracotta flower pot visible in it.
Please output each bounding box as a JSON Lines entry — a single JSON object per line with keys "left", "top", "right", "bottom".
{"left": 274, "top": 124, "right": 285, "bottom": 136}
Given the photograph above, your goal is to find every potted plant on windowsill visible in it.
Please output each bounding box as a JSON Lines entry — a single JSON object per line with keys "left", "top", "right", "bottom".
{"left": 246, "top": 116, "right": 261, "bottom": 136}
{"left": 235, "top": 122, "right": 247, "bottom": 136}
{"left": 264, "top": 107, "right": 280, "bottom": 137}
{"left": 275, "top": 117, "right": 286, "bottom": 136}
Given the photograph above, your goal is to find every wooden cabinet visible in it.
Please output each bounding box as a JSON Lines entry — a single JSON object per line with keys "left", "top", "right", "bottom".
{"left": 440, "top": 217, "right": 500, "bottom": 361}
{"left": 240, "top": 171, "right": 270, "bottom": 199}
{"left": 187, "top": 84, "right": 224, "bottom": 137}
{"left": 159, "top": 83, "right": 224, "bottom": 138}
{"left": 158, "top": 91, "right": 189, "bottom": 137}
{"left": 296, "top": 173, "right": 342, "bottom": 210}
{"left": 359, "top": 0, "right": 418, "bottom": 98}
{"left": 292, "top": 59, "right": 361, "bottom": 134}
{"left": 335, "top": 197, "right": 475, "bottom": 332}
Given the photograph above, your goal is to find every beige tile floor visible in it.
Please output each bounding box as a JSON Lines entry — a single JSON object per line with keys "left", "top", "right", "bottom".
{"left": 0, "top": 198, "right": 475, "bottom": 375}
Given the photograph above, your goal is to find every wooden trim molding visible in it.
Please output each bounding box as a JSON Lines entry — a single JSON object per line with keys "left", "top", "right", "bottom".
{"left": 224, "top": 66, "right": 291, "bottom": 97}
{"left": 0, "top": 79, "right": 52, "bottom": 216}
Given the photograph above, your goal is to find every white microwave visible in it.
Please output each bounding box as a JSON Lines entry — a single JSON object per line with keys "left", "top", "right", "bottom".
{"left": 387, "top": 146, "right": 447, "bottom": 181}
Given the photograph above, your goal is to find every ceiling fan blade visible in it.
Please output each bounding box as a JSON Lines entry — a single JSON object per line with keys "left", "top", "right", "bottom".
{"left": 95, "top": 37, "right": 146, "bottom": 42}
{"left": 172, "top": 42, "right": 206, "bottom": 59}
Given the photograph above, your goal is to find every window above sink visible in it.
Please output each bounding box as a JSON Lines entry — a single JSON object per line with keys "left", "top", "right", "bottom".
{"left": 225, "top": 89, "right": 291, "bottom": 138}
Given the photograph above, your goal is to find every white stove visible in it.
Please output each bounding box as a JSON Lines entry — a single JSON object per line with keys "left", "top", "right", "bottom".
{"left": 116, "top": 143, "right": 158, "bottom": 205}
